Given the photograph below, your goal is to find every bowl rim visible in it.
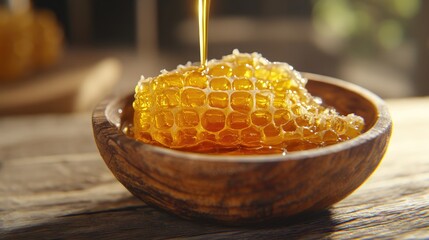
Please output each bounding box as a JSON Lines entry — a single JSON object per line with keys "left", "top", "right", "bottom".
{"left": 94, "top": 73, "right": 391, "bottom": 163}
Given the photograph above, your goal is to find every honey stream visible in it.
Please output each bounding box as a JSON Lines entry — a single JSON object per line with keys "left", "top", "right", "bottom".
{"left": 198, "top": 0, "right": 210, "bottom": 68}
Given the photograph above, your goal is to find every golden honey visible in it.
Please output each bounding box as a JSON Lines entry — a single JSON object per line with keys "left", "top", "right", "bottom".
{"left": 198, "top": 0, "right": 210, "bottom": 68}
{"left": 132, "top": 51, "right": 365, "bottom": 154}
{"left": 0, "top": 8, "right": 62, "bottom": 81}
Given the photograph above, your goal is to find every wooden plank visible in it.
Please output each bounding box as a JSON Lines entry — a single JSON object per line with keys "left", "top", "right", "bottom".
{"left": 0, "top": 58, "right": 121, "bottom": 115}
{"left": 0, "top": 98, "right": 428, "bottom": 239}
{"left": 0, "top": 113, "right": 95, "bottom": 158}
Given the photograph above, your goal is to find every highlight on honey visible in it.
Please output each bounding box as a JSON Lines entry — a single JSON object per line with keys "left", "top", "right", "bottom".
{"left": 132, "top": 50, "right": 364, "bottom": 154}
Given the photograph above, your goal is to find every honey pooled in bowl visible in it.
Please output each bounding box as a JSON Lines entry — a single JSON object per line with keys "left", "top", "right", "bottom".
{"left": 132, "top": 50, "right": 364, "bottom": 154}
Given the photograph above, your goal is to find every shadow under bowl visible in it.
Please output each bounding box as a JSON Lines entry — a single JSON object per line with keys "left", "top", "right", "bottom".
{"left": 92, "top": 73, "right": 392, "bottom": 224}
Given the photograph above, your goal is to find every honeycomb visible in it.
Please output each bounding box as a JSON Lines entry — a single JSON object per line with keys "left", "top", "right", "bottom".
{"left": 132, "top": 50, "right": 364, "bottom": 154}
{"left": 0, "top": 9, "right": 63, "bottom": 81}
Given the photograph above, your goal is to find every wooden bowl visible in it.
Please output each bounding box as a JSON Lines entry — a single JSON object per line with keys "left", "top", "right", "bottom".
{"left": 92, "top": 73, "right": 392, "bottom": 224}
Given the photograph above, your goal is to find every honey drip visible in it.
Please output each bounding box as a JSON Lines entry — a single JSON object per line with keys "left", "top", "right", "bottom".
{"left": 132, "top": 51, "right": 365, "bottom": 154}
{"left": 198, "top": 0, "right": 210, "bottom": 68}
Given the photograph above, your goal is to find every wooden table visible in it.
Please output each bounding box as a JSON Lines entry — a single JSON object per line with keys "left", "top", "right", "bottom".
{"left": 1, "top": 97, "right": 428, "bottom": 239}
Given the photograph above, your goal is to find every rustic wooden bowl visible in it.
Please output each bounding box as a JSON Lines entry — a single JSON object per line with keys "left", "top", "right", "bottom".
{"left": 92, "top": 73, "right": 392, "bottom": 224}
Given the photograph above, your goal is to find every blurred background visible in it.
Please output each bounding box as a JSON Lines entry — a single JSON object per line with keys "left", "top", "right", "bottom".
{"left": 0, "top": 0, "right": 428, "bottom": 115}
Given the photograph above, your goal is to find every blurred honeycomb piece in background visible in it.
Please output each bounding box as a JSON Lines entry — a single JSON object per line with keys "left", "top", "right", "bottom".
{"left": 0, "top": 8, "right": 63, "bottom": 81}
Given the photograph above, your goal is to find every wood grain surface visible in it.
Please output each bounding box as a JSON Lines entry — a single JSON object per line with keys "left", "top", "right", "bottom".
{"left": 1, "top": 97, "right": 428, "bottom": 239}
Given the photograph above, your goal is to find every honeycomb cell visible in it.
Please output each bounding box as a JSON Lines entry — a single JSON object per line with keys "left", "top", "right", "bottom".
{"left": 263, "top": 124, "right": 281, "bottom": 137}
{"left": 269, "top": 65, "right": 289, "bottom": 81}
{"left": 177, "top": 128, "right": 198, "bottom": 146}
{"left": 323, "top": 130, "right": 340, "bottom": 144}
{"left": 273, "top": 95, "right": 287, "bottom": 109}
{"left": 199, "top": 131, "right": 216, "bottom": 142}
{"left": 255, "top": 92, "right": 270, "bottom": 109}
{"left": 303, "top": 127, "right": 322, "bottom": 144}
{"left": 233, "top": 78, "right": 254, "bottom": 90}
{"left": 208, "top": 92, "right": 229, "bottom": 109}
{"left": 135, "top": 81, "right": 150, "bottom": 94}
{"left": 332, "top": 118, "right": 347, "bottom": 135}
{"left": 274, "top": 110, "right": 292, "bottom": 126}
{"left": 232, "top": 64, "right": 253, "bottom": 78}
{"left": 210, "top": 77, "right": 231, "bottom": 90}
{"left": 282, "top": 120, "right": 298, "bottom": 132}
{"left": 154, "top": 110, "right": 174, "bottom": 129}
{"left": 202, "top": 109, "right": 226, "bottom": 132}
{"left": 176, "top": 109, "right": 199, "bottom": 127}
{"left": 273, "top": 79, "right": 298, "bottom": 93}
{"left": 255, "top": 79, "right": 270, "bottom": 90}
{"left": 155, "top": 89, "right": 180, "bottom": 108}
{"left": 263, "top": 124, "right": 283, "bottom": 145}
{"left": 181, "top": 88, "right": 206, "bottom": 107}
{"left": 242, "top": 126, "right": 261, "bottom": 146}
{"left": 251, "top": 110, "right": 272, "bottom": 126}
{"left": 134, "top": 92, "right": 152, "bottom": 110}
{"left": 185, "top": 70, "right": 208, "bottom": 89}
{"left": 227, "top": 111, "right": 250, "bottom": 129}
{"left": 293, "top": 115, "right": 307, "bottom": 127}
{"left": 153, "top": 131, "right": 173, "bottom": 146}
{"left": 209, "top": 63, "right": 232, "bottom": 77}
{"left": 149, "top": 76, "right": 161, "bottom": 91}
{"left": 136, "top": 110, "right": 151, "bottom": 131}
{"left": 344, "top": 115, "right": 364, "bottom": 138}
{"left": 346, "top": 127, "right": 362, "bottom": 139}
{"left": 159, "top": 73, "right": 184, "bottom": 88}
{"left": 302, "top": 127, "right": 314, "bottom": 137}
{"left": 255, "top": 65, "right": 270, "bottom": 79}
{"left": 231, "top": 92, "right": 253, "bottom": 112}
{"left": 137, "top": 131, "right": 152, "bottom": 143}
{"left": 292, "top": 104, "right": 306, "bottom": 115}
{"left": 219, "top": 129, "right": 239, "bottom": 145}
